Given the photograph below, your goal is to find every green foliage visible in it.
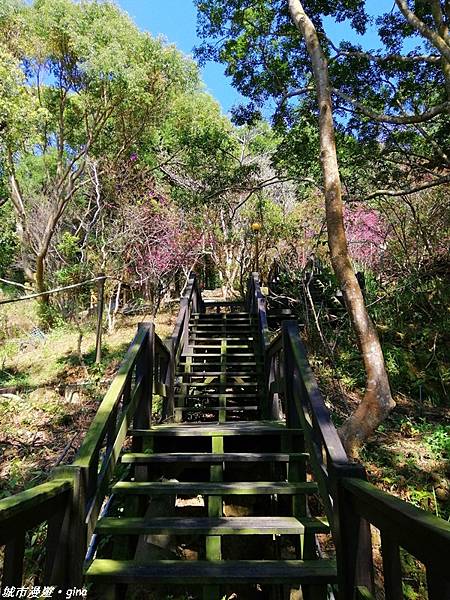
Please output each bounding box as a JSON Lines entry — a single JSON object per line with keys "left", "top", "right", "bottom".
{"left": 0, "top": 202, "right": 18, "bottom": 276}
{"left": 425, "top": 426, "right": 450, "bottom": 460}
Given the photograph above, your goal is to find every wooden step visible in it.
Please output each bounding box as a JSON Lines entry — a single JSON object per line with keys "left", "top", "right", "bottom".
{"left": 175, "top": 393, "right": 258, "bottom": 399}
{"left": 129, "top": 422, "right": 299, "bottom": 437}
{"left": 95, "top": 516, "right": 329, "bottom": 536}
{"left": 112, "top": 481, "right": 318, "bottom": 496}
{"left": 178, "top": 381, "right": 258, "bottom": 390}
{"left": 188, "top": 338, "right": 256, "bottom": 343}
{"left": 121, "top": 452, "right": 309, "bottom": 464}
{"left": 187, "top": 345, "right": 255, "bottom": 350}
{"left": 179, "top": 382, "right": 257, "bottom": 388}
{"left": 181, "top": 353, "right": 258, "bottom": 359}
{"left": 191, "top": 311, "right": 250, "bottom": 320}
{"left": 85, "top": 559, "right": 337, "bottom": 585}
{"left": 176, "top": 372, "right": 257, "bottom": 378}
{"left": 174, "top": 406, "right": 259, "bottom": 413}
{"left": 179, "top": 361, "right": 261, "bottom": 368}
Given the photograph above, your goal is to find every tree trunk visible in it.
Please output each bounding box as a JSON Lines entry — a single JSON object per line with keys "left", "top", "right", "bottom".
{"left": 35, "top": 252, "right": 51, "bottom": 318}
{"left": 288, "top": 0, "right": 395, "bottom": 457}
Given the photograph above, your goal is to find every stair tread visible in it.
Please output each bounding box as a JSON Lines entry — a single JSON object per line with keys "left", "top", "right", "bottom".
{"left": 85, "top": 559, "right": 337, "bottom": 583}
{"left": 176, "top": 373, "right": 257, "bottom": 377}
{"left": 95, "top": 516, "right": 329, "bottom": 535}
{"left": 183, "top": 352, "right": 257, "bottom": 356}
{"left": 179, "top": 383, "right": 257, "bottom": 387}
{"left": 174, "top": 406, "right": 259, "bottom": 412}
{"left": 175, "top": 393, "right": 258, "bottom": 398}
{"left": 180, "top": 361, "right": 261, "bottom": 366}
{"left": 112, "top": 481, "right": 318, "bottom": 495}
{"left": 121, "top": 452, "right": 308, "bottom": 464}
{"left": 129, "top": 421, "right": 299, "bottom": 437}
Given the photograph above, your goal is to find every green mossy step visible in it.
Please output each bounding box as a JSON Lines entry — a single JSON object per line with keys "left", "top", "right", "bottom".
{"left": 129, "top": 421, "right": 298, "bottom": 437}
{"left": 176, "top": 372, "right": 257, "bottom": 378}
{"left": 190, "top": 315, "right": 253, "bottom": 318}
{"left": 112, "top": 481, "right": 318, "bottom": 496}
{"left": 175, "top": 393, "right": 258, "bottom": 399}
{"left": 121, "top": 452, "right": 308, "bottom": 464}
{"left": 178, "top": 383, "right": 258, "bottom": 389}
{"left": 179, "top": 361, "right": 261, "bottom": 367}
{"left": 174, "top": 406, "right": 259, "bottom": 413}
{"left": 85, "top": 559, "right": 337, "bottom": 584}
{"left": 95, "top": 516, "right": 329, "bottom": 536}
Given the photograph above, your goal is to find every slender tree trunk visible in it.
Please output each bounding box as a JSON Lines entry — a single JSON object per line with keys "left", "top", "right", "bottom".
{"left": 288, "top": 0, "right": 395, "bottom": 456}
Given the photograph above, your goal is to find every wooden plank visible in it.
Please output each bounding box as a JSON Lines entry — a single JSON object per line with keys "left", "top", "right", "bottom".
{"left": 427, "top": 566, "right": 450, "bottom": 600}
{"left": 2, "top": 531, "right": 25, "bottom": 586}
{"left": 342, "top": 477, "right": 450, "bottom": 576}
{"left": 112, "top": 481, "right": 318, "bottom": 496}
{"left": 181, "top": 382, "right": 257, "bottom": 388}
{"left": 121, "top": 452, "right": 309, "bottom": 464}
{"left": 129, "top": 423, "right": 300, "bottom": 437}
{"left": 177, "top": 372, "right": 256, "bottom": 377}
{"left": 85, "top": 559, "right": 337, "bottom": 584}
{"left": 174, "top": 406, "right": 259, "bottom": 413}
{"left": 95, "top": 516, "right": 330, "bottom": 536}
{"left": 380, "top": 531, "right": 403, "bottom": 600}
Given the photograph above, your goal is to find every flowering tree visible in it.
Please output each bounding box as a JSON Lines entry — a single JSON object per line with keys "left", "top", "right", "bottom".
{"left": 344, "top": 205, "right": 388, "bottom": 270}
{"left": 124, "top": 194, "right": 202, "bottom": 315}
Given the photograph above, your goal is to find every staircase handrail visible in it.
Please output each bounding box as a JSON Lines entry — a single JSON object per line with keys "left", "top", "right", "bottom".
{"left": 260, "top": 294, "right": 450, "bottom": 598}
{"left": 169, "top": 274, "right": 204, "bottom": 363}
{"left": 247, "top": 272, "right": 270, "bottom": 350}
{"left": 0, "top": 321, "right": 172, "bottom": 588}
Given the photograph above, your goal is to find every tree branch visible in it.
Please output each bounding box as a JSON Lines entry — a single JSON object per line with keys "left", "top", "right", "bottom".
{"left": 365, "top": 174, "right": 450, "bottom": 200}
{"left": 332, "top": 88, "right": 449, "bottom": 124}
{"left": 323, "top": 34, "right": 441, "bottom": 64}
{"left": 395, "top": 0, "right": 450, "bottom": 63}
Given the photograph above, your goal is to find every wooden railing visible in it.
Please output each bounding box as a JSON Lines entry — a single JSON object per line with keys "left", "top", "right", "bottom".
{"left": 247, "top": 273, "right": 270, "bottom": 417}
{"left": 168, "top": 274, "right": 204, "bottom": 420}
{"left": 256, "top": 281, "right": 450, "bottom": 599}
{"left": 169, "top": 274, "right": 204, "bottom": 364}
{"left": 0, "top": 479, "right": 74, "bottom": 586}
{"left": 0, "top": 277, "right": 202, "bottom": 588}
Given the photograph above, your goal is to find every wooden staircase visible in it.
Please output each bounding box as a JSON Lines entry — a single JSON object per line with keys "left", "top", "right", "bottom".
{"left": 84, "top": 307, "right": 336, "bottom": 598}
{"left": 175, "top": 311, "right": 263, "bottom": 422}
{"left": 3, "top": 274, "right": 450, "bottom": 600}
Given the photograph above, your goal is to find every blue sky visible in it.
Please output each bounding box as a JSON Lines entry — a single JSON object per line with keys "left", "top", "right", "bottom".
{"left": 116, "top": 1, "right": 407, "bottom": 115}
{"left": 116, "top": 0, "right": 245, "bottom": 114}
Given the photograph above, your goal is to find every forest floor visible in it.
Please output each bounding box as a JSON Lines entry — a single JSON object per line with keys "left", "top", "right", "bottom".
{"left": 0, "top": 297, "right": 177, "bottom": 499}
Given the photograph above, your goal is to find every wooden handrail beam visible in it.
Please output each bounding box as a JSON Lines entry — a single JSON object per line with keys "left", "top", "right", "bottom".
{"left": 342, "top": 477, "right": 450, "bottom": 576}
{"left": 0, "top": 480, "right": 71, "bottom": 545}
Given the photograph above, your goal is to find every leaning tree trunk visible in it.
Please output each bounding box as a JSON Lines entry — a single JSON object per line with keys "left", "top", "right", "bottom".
{"left": 288, "top": 0, "right": 395, "bottom": 457}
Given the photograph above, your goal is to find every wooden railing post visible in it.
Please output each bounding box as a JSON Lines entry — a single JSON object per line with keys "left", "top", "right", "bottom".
{"left": 163, "top": 336, "right": 175, "bottom": 420}
{"left": 330, "top": 464, "right": 375, "bottom": 600}
{"left": 134, "top": 323, "right": 154, "bottom": 431}
{"left": 48, "top": 466, "right": 88, "bottom": 587}
{"left": 282, "top": 321, "right": 300, "bottom": 429}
